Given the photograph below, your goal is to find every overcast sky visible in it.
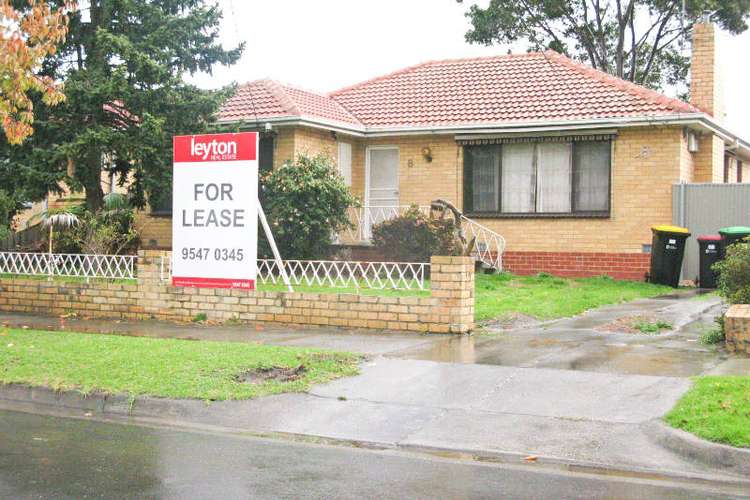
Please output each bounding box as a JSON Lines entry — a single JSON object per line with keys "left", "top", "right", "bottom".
{"left": 189, "top": 0, "right": 750, "bottom": 137}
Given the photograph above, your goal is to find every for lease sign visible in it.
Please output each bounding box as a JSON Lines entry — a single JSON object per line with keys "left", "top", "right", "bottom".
{"left": 172, "top": 132, "right": 258, "bottom": 289}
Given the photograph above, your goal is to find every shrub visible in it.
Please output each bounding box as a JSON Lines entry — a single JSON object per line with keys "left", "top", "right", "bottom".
{"left": 713, "top": 237, "right": 750, "bottom": 304}
{"left": 261, "top": 153, "right": 358, "bottom": 260}
{"left": 700, "top": 316, "right": 726, "bottom": 345}
{"left": 371, "top": 205, "right": 461, "bottom": 262}
{"left": 52, "top": 195, "right": 139, "bottom": 255}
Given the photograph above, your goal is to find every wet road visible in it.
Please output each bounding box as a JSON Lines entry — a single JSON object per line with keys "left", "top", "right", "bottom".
{"left": 0, "top": 410, "right": 746, "bottom": 499}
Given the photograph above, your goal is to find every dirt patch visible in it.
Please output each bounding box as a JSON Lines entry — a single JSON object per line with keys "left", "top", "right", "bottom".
{"left": 481, "top": 313, "right": 540, "bottom": 331}
{"left": 597, "top": 315, "right": 672, "bottom": 335}
{"left": 235, "top": 365, "right": 306, "bottom": 384}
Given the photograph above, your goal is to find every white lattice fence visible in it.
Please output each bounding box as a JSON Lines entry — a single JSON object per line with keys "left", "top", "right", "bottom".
{"left": 160, "top": 256, "right": 429, "bottom": 291}
{"left": 0, "top": 252, "right": 136, "bottom": 280}
{"left": 258, "top": 259, "right": 429, "bottom": 290}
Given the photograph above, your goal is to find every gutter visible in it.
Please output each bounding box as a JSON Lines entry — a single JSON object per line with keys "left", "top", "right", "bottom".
{"left": 218, "top": 113, "right": 750, "bottom": 158}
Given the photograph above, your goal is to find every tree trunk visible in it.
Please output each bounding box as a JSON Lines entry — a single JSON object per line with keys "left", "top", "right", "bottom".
{"left": 81, "top": 151, "right": 104, "bottom": 211}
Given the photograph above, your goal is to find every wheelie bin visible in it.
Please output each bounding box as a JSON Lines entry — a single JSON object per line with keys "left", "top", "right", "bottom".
{"left": 649, "top": 225, "right": 690, "bottom": 287}
{"left": 696, "top": 235, "right": 722, "bottom": 288}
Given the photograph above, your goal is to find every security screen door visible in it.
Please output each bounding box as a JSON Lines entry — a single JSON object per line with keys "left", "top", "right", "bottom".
{"left": 366, "top": 147, "right": 399, "bottom": 238}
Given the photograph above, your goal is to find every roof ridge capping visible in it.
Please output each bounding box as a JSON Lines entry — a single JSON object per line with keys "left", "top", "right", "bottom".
{"left": 542, "top": 50, "right": 699, "bottom": 114}
{"left": 261, "top": 79, "right": 301, "bottom": 116}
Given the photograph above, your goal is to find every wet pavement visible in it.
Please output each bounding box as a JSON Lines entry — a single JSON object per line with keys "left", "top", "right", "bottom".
{"left": 2, "top": 291, "right": 746, "bottom": 378}
{"left": 1, "top": 292, "right": 750, "bottom": 488}
{"left": 2, "top": 409, "right": 748, "bottom": 500}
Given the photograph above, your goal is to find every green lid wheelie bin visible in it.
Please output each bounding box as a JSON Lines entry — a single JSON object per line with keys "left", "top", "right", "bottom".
{"left": 649, "top": 225, "right": 691, "bottom": 287}
{"left": 697, "top": 235, "right": 722, "bottom": 289}
{"left": 719, "top": 226, "right": 750, "bottom": 250}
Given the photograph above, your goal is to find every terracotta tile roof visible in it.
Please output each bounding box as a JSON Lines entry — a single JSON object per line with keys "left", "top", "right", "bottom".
{"left": 219, "top": 51, "right": 701, "bottom": 130}
{"left": 218, "top": 79, "right": 361, "bottom": 126}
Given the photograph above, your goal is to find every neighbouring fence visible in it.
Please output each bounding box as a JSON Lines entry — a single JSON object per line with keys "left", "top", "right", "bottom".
{"left": 672, "top": 183, "right": 750, "bottom": 281}
{"left": 0, "top": 251, "right": 475, "bottom": 333}
{"left": 0, "top": 252, "right": 137, "bottom": 280}
{"left": 0, "top": 224, "right": 45, "bottom": 251}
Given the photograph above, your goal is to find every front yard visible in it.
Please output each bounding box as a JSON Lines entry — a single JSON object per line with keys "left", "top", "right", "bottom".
{"left": 0, "top": 328, "right": 359, "bottom": 401}
{"left": 474, "top": 273, "right": 673, "bottom": 322}
{"left": 666, "top": 376, "right": 750, "bottom": 448}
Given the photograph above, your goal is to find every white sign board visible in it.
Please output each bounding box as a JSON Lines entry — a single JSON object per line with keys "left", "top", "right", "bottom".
{"left": 172, "top": 132, "right": 258, "bottom": 289}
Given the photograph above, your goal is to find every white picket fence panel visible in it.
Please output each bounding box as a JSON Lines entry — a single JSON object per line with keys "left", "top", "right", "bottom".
{"left": 0, "top": 252, "right": 136, "bottom": 280}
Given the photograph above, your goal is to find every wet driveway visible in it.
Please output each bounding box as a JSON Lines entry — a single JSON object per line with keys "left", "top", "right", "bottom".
{"left": 394, "top": 293, "right": 749, "bottom": 377}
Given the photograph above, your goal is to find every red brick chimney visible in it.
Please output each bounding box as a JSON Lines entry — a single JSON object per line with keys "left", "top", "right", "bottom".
{"left": 690, "top": 22, "right": 724, "bottom": 122}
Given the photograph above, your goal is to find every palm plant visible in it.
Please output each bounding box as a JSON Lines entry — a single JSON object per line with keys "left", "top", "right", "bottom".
{"left": 39, "top": 208, "right": 80, "bottom": 255}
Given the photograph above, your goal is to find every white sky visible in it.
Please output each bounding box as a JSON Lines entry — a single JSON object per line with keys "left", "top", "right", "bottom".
{"left": 188, "top": 0, "right": 750, "bottom": 137}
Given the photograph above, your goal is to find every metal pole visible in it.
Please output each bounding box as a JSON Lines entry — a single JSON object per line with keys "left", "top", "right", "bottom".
{"left": 257, "top": 200, "right": 293, "bottom": 292}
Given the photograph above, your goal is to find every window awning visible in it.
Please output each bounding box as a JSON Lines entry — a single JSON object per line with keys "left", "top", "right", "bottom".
{"left": 455, "top": 130, "right": 617, "bottom": 146}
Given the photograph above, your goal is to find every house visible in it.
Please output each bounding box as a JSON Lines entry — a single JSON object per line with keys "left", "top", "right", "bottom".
{"left": 138, "top": 22, "right": 749, "bottom": 280}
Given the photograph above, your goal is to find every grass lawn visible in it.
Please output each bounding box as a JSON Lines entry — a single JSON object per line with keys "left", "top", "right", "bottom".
{"left": 474, "top": 273, "right": 674, "bottom": 322}
{"left": 0, "top": 328, "right": 359, "bottom": 401}
{"left": 665, "top": 376, "right": 750, "bottom": 448}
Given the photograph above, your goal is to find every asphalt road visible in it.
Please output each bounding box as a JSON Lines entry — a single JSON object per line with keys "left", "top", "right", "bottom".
{"left": 0, "top": 410, "right": 747, "bottom": 499}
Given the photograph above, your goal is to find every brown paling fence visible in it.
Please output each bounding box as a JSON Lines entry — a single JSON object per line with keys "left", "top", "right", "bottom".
{"left": 0, "top": 224, "right": 45, "bottom": 251}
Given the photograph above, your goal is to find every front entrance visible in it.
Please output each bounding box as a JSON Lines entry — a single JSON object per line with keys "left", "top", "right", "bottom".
{"left": 365, "top": 146, "right": 400, "bottom": 238}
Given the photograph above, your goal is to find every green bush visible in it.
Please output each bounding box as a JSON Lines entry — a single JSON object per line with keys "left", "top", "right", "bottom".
{"left": 52, "top": 195, "right": 139, "bottom": 255}
{"left": 261, "top": 153, "right": 358, "bottom": 260}
{"left": 713, "top": 237, "right": 750, "bottom": 304}
{"left": 371, "top": 205, "right": 461, "bottom": 262}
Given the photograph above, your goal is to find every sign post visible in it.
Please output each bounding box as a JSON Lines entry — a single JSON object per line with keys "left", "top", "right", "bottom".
{"left": 172, "top": 132, "right": 259, "bottom": 289}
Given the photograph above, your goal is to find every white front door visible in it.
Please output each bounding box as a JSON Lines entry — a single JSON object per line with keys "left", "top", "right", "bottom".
{"left": 366, "top": 147, "right": 400, "bottom": 238}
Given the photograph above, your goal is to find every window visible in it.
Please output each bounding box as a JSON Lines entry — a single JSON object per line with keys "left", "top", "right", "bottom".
{"left": 259, "top": 136, "right": 274, "bottom": 175}
{"left": 464, "top": 139, "right": 611, "bottom": 216}
{"left": 338, "top": 142, "right": 352, "bottom": 187}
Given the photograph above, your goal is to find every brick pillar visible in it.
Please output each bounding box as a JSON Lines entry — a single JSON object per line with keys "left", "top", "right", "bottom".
{"left": 430, "top": 256, "right": 475, "bottom": 333}
{"left": 137, "top": 249, "right": 170, "bottom": 286}
{"left": 725, "top": 305, "right": 750, "bottom": 354}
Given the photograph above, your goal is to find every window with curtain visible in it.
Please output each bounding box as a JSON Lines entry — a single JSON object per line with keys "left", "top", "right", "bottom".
{"left": 463, "top": 139, "right": 611, "bottom": 216}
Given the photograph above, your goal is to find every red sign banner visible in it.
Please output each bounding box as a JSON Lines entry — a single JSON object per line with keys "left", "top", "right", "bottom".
{"left": 173, "top": 132, "right": 257, "bottom": 163}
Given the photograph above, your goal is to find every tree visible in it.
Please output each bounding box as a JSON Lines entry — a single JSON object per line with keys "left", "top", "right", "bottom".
{"left": 0, "top": 0, "right": 74, "bottom": 144}
{"left": 5, "top": 0, "right": 242, "bottom": 211}
{"left": 459, "top": 0, "right": 750, "bottom": 91}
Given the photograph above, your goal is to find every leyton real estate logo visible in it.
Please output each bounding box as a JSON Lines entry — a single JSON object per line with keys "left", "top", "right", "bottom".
{"left": 191, "top": 137, "right": 238, "bottom": 161}
{"left": 173, "top": 133, "right": 257, "bottom": 163}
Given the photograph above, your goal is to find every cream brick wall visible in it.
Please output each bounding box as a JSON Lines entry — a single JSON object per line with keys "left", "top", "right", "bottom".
{"left": 136, "top": 124, "right": 722, "bottom": 255}
{"left": 725, "top": 304, "right": 750, "bottom": 354}
{"left": 693, "top": 134, "right": 725, "bottom": 183}
{"left": 0, "top": 252, "right": 475, "bottom": 334}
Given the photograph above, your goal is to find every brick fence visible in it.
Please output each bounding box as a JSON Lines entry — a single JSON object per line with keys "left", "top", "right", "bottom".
{"left": 0, "top": 252, "right": 474, "bottom": 334}
{"left": 725, "top": 304, "right": 750, "bottom": 354}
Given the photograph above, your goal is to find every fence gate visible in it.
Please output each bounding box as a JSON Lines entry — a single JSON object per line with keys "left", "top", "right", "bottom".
{"left": 672, "top": 183, "right": 750, "bottom": 282}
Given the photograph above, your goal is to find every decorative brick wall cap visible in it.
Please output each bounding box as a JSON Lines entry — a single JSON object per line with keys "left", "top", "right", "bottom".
{"left": 727, "top": 304, "right": 750, "bottom": 319}
{"left": 430, "top": 256, "right": 474, "bottom": 265}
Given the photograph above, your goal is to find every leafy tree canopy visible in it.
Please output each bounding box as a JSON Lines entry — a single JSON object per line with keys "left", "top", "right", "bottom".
{"left": 2, "top": 0, "right": 243, "bottom": 212}
{"left": 460, "top": 0, "right": 750, "bottom": 92}
{"left": 0, "top": 0, "right": 73, "bottom": 145}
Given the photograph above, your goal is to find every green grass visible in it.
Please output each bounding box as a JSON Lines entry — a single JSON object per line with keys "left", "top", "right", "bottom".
{"left": 0, "top": 273, "right": 135, "bottom": 284}
{"left": 665, "top": 377, "right": 750, "bottom": 448}
{"left": 258, "top": 282, "right": 429, "bottom": 297}
{"left": 0, "top": 328, "right": 360, "bottom": 401}
{"left": 474, "top": 273, "right": 674, "bottom": 322}
{"left": 633, "top": 319, "right": 673, "bottom": 334}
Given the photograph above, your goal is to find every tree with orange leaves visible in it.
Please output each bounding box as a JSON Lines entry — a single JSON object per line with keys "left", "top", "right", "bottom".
{"left": 0, "top": 0, "right": 74, "bottom": 144}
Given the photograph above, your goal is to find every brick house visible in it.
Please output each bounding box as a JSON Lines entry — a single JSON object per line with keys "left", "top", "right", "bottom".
{"left": 140, "top": 23, "right": 750, "bottom": 280}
